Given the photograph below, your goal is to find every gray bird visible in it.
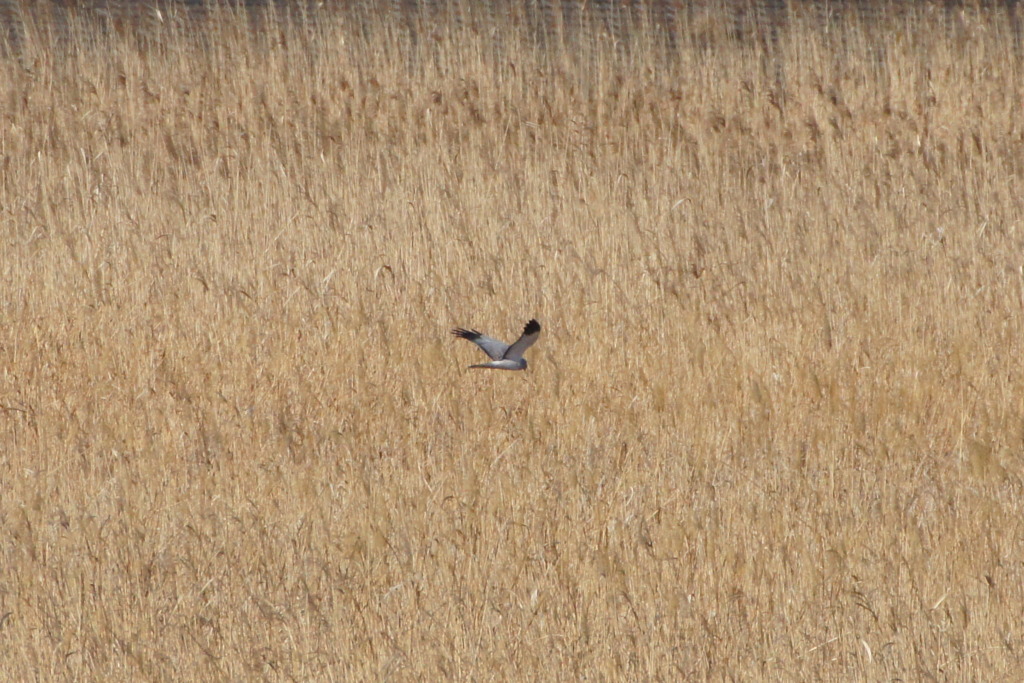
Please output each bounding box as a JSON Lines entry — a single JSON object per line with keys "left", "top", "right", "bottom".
{"left": 452, "top": 319, "right": 541, "bottom": 370}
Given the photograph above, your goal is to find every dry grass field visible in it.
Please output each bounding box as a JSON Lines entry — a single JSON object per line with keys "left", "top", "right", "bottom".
{"left": 2, "top": 2, "right": 1024, "bottom": 679}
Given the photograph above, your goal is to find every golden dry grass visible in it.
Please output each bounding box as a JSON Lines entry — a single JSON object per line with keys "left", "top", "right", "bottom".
{"left": 2, "top": 3, "right": 1024, "bottom": 679}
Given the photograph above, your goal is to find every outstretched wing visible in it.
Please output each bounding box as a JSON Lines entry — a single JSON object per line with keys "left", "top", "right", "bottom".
{"left": 452, "top": 328, "right": 509, "bottom": 360}
{"left": 503, "top": 319, "right": 541, "bottom": 361}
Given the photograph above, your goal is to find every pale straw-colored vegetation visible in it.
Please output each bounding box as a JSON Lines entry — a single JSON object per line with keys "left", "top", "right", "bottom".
{"left": 2, "top": 3, "right": 1023, "bottom": 678}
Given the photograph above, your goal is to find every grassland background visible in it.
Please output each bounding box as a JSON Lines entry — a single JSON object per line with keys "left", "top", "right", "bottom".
{"left": 2, "top": 2, "right": 1024, "bottom": 679}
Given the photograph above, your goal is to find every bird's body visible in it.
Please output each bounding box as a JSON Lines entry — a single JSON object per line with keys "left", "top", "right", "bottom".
{"left": 470, "top": 358, "right": 528, "bottom": 371}
{"left": 452, "top": 319, "right": 541, "bottom": 371}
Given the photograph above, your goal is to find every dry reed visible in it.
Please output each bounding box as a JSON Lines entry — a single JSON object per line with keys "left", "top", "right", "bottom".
{"left": 1, "top": 2, "right": 1023, "bottom": 679}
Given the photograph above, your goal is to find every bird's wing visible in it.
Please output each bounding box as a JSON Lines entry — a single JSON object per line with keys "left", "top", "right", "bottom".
{"left": 503, "top": 319, "right": 541, "bottom": 360}
{"left": 452, "top": 328, "right": 508, "bottom": 360}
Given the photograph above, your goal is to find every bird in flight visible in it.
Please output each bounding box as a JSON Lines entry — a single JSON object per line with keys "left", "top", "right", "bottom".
{"left": 452, "top": 319, "right": 541, "bottom": 370}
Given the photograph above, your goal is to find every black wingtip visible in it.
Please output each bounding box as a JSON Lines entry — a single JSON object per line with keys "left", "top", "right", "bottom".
{"left": 523, "top": 319, "right": 540, "bottom": 334}
{"left": 452, "top": 327, "right": 481, "bottom": 341}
